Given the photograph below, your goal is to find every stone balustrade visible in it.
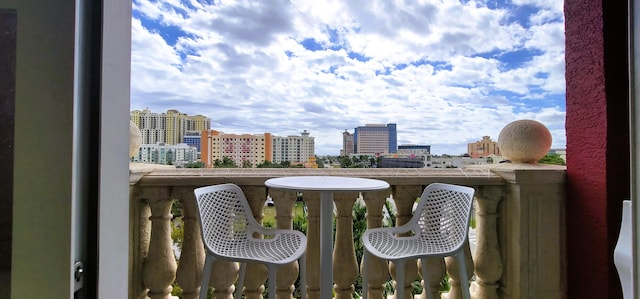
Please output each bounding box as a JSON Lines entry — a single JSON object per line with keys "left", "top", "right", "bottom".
{"left": 129, "top": 164, "right": 566, "bottom": 299}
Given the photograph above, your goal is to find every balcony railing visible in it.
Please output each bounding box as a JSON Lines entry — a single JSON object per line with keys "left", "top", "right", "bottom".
{"left": 129, "top": 164, "right": 566, "bottom": 299}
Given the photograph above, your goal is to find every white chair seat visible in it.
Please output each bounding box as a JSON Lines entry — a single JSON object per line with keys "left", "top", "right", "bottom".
{"left": 211, "top": 230, "right": 305, "bottom": 264}
{"left": 364, "top": 229, "right": 459, "bottom": 259}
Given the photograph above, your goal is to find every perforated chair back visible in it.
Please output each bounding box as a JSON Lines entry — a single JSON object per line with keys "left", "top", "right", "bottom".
{"left": 412, "top": 183, "right": 475, "bottom": 254}
{"left": 362, "top": 183, "right": 475, "bottom": 299}
{"left": 194, "top": 183, "right": 259, "bottom": 259}
{"left": 194, "top": 183, "right": 307, "bottom": 299}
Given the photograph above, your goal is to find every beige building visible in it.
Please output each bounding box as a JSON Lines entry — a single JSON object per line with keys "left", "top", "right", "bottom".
{"left": 201, "top": 130, "right": 317, "bottom": 168}
{"left": 130, "top": 108, "right": 211, "bottom": 145}
{"left": 467, "top": 136, "right": 500, "bottom": 158}
{"left": 201, "top": 130, "right": 272, "bottom": 168}
{"left": 272, "top": 130, "right": 316, "bottom": 165}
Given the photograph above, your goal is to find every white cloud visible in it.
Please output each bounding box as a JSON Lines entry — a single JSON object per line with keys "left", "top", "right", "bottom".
{"left": 130, "top": 0, "right": 566, "bottom": 155}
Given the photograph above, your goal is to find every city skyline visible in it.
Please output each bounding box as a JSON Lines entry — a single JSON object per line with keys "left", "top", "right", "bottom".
{"left": 130, "top": 0, "right": 565, "bottom": 156}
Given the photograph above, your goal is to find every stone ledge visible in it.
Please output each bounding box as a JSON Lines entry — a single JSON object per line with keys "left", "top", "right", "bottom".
{"left": 467, "top": 163, "right": 566, "bottom": 184}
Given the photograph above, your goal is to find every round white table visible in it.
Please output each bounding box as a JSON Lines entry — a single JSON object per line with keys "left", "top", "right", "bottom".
{"left": 265, "top": 176, "right": 390, "bottom": 299}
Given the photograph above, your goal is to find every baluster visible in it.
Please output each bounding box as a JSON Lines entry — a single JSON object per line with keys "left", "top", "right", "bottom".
{"left": 361, "top": 190, "right": 389, "bottom": 299}
{"left": 304, "top": 192, "right": 321, "bottom": 299}
{"left": 391, "top": 185, "right": 422, "bottom": 299}
{"left": 175, "top": 188, "right": 205, "bottom": 299}
{"left": 333, "top": 192, "right": 359, "bottom": 299}
{"left": 473, "top": 186, "right": 504, "bottom": 299}
{"left": 243, "top": 186, "right": 269, "bottom": 299}
{"left": 142, "top": 187, "right": 177, "bottom": 299}
{"left": 131, "top": 186, "right": 151, "bottom": 299}
{"left": 210, "top": 260, "right": 239, "bottom": 299}
{"left": 271, "top": 189, "right": 300, "bottom": 299}
{"left": 445, "top": 242, "right": 474, "bottom": 299}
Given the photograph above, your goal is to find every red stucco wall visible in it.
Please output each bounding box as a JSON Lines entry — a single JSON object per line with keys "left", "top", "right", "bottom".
{"left": 564, "top": 1, "right": 629, "bottom": 298}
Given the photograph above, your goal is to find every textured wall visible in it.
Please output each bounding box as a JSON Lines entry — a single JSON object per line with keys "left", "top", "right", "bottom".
{"left": 0, "top": 10, "right": 16, "bottom": 272}
{"left": 565, "top": 1, "right": 629, "bottom": 298}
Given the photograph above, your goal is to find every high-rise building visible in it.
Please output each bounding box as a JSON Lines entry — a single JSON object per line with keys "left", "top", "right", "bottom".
{"left": 130, "top": 108, "right": 211, "bottom": 145}
{"left": 131, "top": 109, "right": 166, "bottom": 144}
{"left": 185, "top": 114, "right": 211, "bottom": 132}
{"left": 353, "top": 123, "right": 397, "bottom": 155}
{"left": 183, "top": 132, "right": 202, "bottom": 159}
{"left": 341, "top": 130, "right": 355, "bottom": 156}
{"left": 272, "top": 130, "right": 315, "bottom": 165}
{"left": 467, "top": 136, "right": 500, "bottom": 158}
{"left": 201, "top": 130, "right": 272, "bottom": 168}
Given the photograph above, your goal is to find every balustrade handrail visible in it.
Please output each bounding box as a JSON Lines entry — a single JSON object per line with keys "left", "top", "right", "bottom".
{"left": 131, "top": 166, "right": 506, "bottom": 187}
{"left": 129, "top": 164, "right": 567, "bottom": 299}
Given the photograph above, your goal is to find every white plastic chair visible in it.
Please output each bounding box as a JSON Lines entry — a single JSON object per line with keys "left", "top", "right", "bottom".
{"left": 614, "top": 200, "right": 633, "bottom": 299}
{"left": 362, "top": 183, "right": 475, "bottom": 299}
{"left": 194, "top": 183, "right": 307, "bottom": 299}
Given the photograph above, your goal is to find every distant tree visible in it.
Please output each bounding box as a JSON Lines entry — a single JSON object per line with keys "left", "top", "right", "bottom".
{"left": 340, "top": 156, "right": 352, "bottom": 168}
{"left": 214, "top": 156, "right": 238, "bottom": 168}
{"left": 316, "top": 156, "right": 325, "bottom": 168}
{"left": 369, "top": 157, "right": 376, "bottom": 167}
{"left": 184, "top": 161, "right": 205, "bottom": 168}
{"left": 242, "top": 160, "right": 253, "bottom": 168}
{"left": 256, "top": 160, "right": 275, "bottom": 168}
{"left": 538, "top": 153, "right": 566, "bottom": 165}
{"left": 256, "top": 160, "right": 299, "bottom": 168}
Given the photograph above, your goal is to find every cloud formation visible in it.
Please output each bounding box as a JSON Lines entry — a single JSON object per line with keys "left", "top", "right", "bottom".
{"left": 131, "top": 0, "right": 565, "bottom": 155}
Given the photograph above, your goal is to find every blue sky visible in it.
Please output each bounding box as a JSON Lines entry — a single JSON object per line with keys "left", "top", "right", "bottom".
{"left": 130, "top": 0, "right": 565, "bottom": 156}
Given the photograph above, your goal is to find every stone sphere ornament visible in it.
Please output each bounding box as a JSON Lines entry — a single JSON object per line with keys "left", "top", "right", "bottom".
{"left": 498, "top": 119, "right": 552, "bottom": 163}
{"left": 130, "top": 121, "right": 142, "bottom": 158}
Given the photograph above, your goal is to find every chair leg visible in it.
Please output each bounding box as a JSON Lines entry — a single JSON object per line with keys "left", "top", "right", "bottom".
{"left": 362, "top": 251, "right": 369, "bottom": 299}
{"left": 395, "top": 259, "right": 406, "bottom": 299}
{"left": 268, "top": 264, "right": 277, "bottom": 299}
{"left": 456, "top": 251, "right": 471, "bottom": 299}
{"left": 235, "top": 262, "right": 247, "bottom": 299}
{"left": 300, "top": 253, "right": 307, "bottom": 299}
{"left": 199, "top": 254, "right": 214, "bottom": 299}
{"left": 420, "top": 258, "right": 432, "bottom": 299}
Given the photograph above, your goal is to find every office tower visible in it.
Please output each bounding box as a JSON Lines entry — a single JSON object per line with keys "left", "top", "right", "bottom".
{"left": 183, "top": 132, "right": 202, "bottom": 159}
{"left": 341, "top": 130, "right": 355, "bottom": 156}
{"left": 354, "top": 123, "right": 397, "bottom": 155}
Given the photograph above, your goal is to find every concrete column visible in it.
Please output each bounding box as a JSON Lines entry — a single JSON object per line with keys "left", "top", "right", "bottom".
{"left": 490, "top": 164, "right": 566, "bottom": 299}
